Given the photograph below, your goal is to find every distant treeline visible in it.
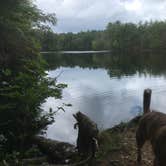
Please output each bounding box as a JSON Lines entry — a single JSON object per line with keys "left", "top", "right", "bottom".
{"left": 37, "top": 21, "right": 166, "bottom": 52}
{"left": 36, "top": 30, "right": 107, "bottom": 51}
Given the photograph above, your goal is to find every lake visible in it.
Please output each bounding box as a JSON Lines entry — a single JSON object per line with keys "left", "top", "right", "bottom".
{"left": 42, "top": 51, "right": 166, "bottom": 144}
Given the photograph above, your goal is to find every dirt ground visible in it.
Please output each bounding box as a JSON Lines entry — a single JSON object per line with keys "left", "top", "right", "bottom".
{"left": 97, "top": 126, "right": 154, "bottom": 166}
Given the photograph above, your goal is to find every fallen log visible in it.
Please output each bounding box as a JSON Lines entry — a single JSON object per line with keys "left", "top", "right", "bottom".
{"left": 32, "top": 136, "right": 76, "bottom": 164}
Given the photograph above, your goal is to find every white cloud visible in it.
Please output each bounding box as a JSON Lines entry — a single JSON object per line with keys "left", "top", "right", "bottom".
{"left": 123, "top": 0, "right": 142, "bottom": 11}
{"left": 35, "top": 0, "right": 166, "bottom": 32}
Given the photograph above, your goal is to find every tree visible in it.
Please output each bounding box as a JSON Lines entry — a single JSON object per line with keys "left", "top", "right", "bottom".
{"left": 0, "top": 0, "right": 65, "bottom": 157}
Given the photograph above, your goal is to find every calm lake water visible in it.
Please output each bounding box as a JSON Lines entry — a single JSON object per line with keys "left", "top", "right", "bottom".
{"left": 42, "top": 52, "right": 166, "bottom": 144}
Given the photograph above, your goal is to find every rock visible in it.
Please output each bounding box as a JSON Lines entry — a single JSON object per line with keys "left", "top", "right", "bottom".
{"left": 33, "top": 136, "right": 76, "bottom": 164}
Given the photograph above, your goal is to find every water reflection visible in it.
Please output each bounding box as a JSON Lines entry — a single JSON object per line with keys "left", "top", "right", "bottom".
{"left": 42, "top": 53, "right": 166, "bottom": 144}
{"left": 43, "top": 52, "right": 166, "bottom": 77}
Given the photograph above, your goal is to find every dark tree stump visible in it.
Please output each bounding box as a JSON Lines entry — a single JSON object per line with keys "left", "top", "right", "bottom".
{"left": 73, "top": 112, "right": 99, "bottom": 157}
{"left": 143, "top": 89, "right": 152, "bottom": 114}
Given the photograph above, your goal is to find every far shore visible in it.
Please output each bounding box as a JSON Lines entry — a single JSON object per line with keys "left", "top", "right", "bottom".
{"left": 40, "top": 50, "right": 111, "bottom": 54}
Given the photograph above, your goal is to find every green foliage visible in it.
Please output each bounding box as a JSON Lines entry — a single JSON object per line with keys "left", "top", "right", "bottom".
{"left": 38, "top": 30, "right": 106, "bottom": 51}
{"left": 106, "top": 21, "right": 139, "bottom": 52}
{"left": 39, "top": 20, "right": 166, "bottom": 53}
{"left": 97, "top": 130, "right": 122, "bottom": 160}
{"left": 1, "top": 151, "right": 20, "bottom": 165}
{"left": 106, "top": 20, "right": 166, "bottom": 52}
{"left": 0, "top": 0, "right": 56, "bottom": 68}
{"left": 0, "top": 58, "right": 64, "bottom": 152}
{"left": 0, "top": 0, "right": 63, "bottom": 159}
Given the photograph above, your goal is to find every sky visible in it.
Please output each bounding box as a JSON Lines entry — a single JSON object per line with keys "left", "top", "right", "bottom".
{"left": 35, "top": 0, "right": 166, "bottom": 33}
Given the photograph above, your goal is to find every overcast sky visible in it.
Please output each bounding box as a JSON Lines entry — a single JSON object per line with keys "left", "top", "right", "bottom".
{"left": 35, "top": 0, "right": 166, "bottom": 33}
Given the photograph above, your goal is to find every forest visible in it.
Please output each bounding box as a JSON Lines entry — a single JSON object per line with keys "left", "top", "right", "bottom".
{"left": 39, "top": 20, "right": 166, "bottom": 53}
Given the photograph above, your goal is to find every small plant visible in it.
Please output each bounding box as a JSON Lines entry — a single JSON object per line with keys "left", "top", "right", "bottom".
{"left": 96, "top": 130, "right": 122, "bottom": 160}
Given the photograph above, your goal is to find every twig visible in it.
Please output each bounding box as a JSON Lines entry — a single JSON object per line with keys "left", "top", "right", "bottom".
{"left": 55, "top": 70, "right": 64, "bottom": 80}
